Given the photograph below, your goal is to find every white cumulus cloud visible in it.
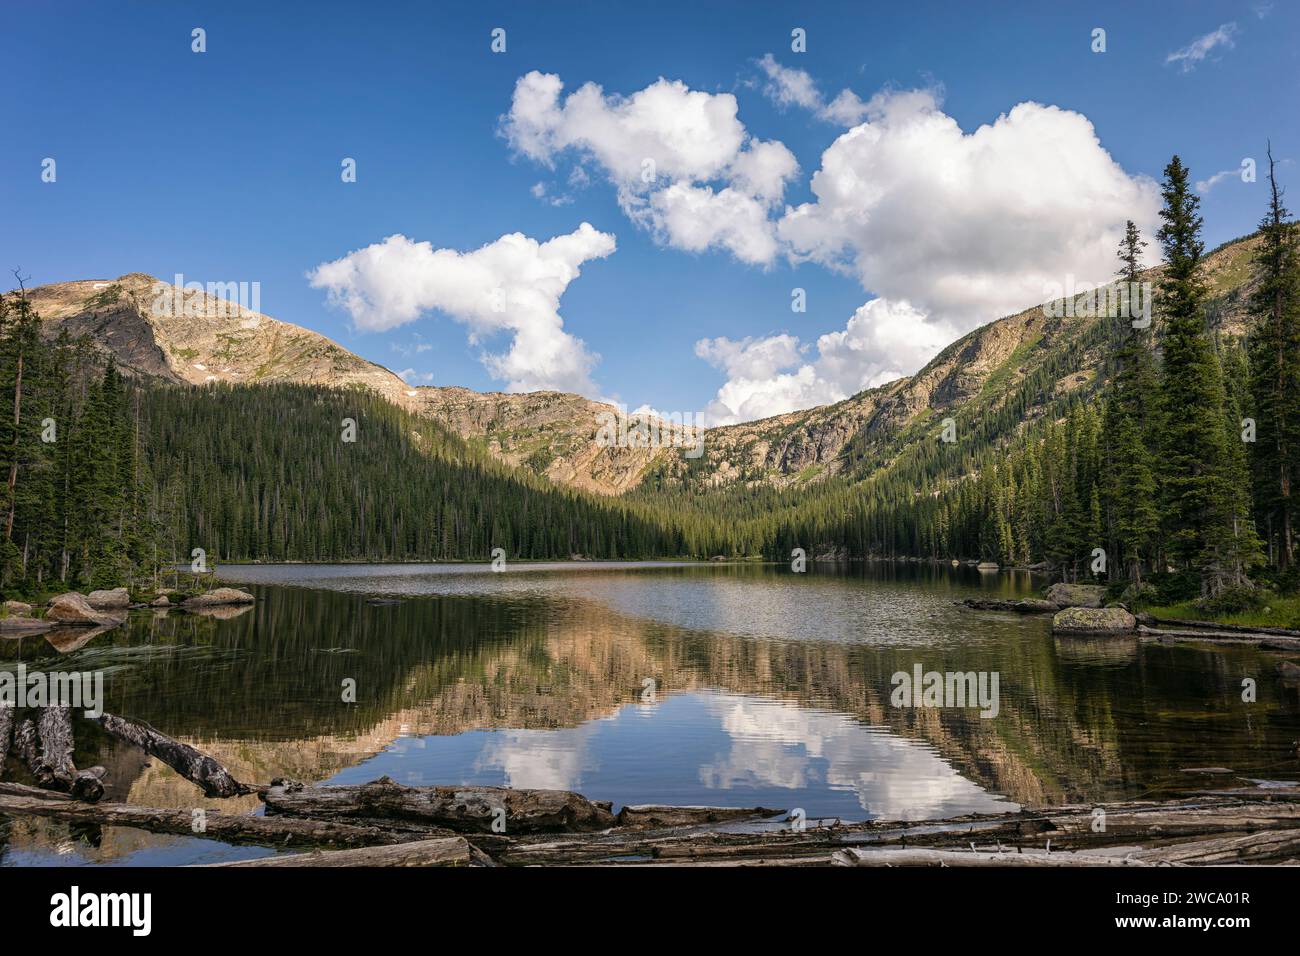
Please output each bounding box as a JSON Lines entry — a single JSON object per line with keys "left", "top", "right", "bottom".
{"left": 308, "top": 223, "right": 615, "bottom": 395}
{"left": 502, "top": 70, "right": 797, "bottom": 264}
{"left": 777, "top": 90, "right": 1161, "bottom": 329}
{"left": 696, "top": 298, "right": 950, "bottom": 425}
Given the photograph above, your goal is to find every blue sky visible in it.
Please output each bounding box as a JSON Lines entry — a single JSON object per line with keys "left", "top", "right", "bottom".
{"left": 3, "top": 1, "right": 1296, "bottom": 424}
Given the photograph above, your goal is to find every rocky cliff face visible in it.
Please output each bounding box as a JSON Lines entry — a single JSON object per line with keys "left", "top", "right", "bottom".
{"left": 15, "top": 234, "right": 1261, "bottom": 497}
{"left": 23, "top": 273, "right": 418, "bottom": 405}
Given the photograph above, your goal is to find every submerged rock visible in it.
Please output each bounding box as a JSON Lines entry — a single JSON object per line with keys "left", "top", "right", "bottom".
{"left": 1052, "top": 606, "right": 1137, "bottom": 635}
{"left": 1044, "top": 582, "right": 1107, "bottom": 608}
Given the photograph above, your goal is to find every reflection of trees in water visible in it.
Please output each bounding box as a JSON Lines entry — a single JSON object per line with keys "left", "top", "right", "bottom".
{"left": 4, "top": 582, "right": 1294, "bottom": 816}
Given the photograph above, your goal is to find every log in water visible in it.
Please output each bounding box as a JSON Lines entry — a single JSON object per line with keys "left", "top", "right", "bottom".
{"left": 263, "top": 776, "right": 618, "bottom": 833}
{"left": 94, "top": 712, "right": 254, "bottom": 799}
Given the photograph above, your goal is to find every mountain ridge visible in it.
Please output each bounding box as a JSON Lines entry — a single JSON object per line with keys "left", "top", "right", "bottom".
{"left": 12, "top": 231, "right": 1262, "bottom": 499}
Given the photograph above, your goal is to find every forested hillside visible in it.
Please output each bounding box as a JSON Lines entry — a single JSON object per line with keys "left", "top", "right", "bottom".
{"left": 0, "top": 290, "right": 152, "bottom": 593}
{"left": 720, "top": 153, "right": 1298, "bottom": 605}
{"left": 138, "top": 382, "right": 705, "bottom": 563}
{"left": 5, "top": 151, "right": 1296, "bottom": 609}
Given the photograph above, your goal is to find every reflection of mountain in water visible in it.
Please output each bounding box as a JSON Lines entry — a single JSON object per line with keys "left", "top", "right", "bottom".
{"left": 2, "top": 568, "right": 1296, "bottom": 863}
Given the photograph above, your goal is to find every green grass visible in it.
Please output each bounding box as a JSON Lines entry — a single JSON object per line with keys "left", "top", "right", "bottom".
{"left": 1146, "top": 595, "right": 1300, "bottom": 630}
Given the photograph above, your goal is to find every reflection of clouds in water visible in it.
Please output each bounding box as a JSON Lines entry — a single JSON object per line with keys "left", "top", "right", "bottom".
{"left": 474, "top": 725, "right": 599, "bottom": 791}
{"left": 699, "top": 694, "right": 1012, "bottom": 820}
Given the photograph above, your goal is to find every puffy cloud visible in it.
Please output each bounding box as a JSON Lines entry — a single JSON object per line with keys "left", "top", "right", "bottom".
{"left": 777, "top": 92, "right": 1160, "bottom": 329}
{"left": 696, "top": 298, "right": 949, "bottom": 425}
{"left": 645, "top": 184, "right": 779, "bottom": 264}
{"left": 308, "top": 223, "right": 615, "bottom": 394}
{"left": 495, "top": 71, "right": 1159, "bottom": 424}
{"left": 503, "top": 71, "right": 796, "bottom": 263}
{"left": 1166, "top": 23, "right": 1238, "bottom": 72}
{"left": 757, "top": 53, "right": 822, "bottom": 112}
{"left": 726, "top": 138, "right": 800, "bottom": 205}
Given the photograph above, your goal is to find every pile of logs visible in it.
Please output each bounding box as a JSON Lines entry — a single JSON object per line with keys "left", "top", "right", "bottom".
{"left": 3, "top": 707, "right": 1300, "bottom": 866}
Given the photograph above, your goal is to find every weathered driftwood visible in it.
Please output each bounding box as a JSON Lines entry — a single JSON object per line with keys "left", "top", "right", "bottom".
{"left": 1139, "top": 624, "right": 1300, "bottom": 648}
{"left": 0, "top": 792, "right": 436, "bottom": 849}
{"left": 1133, "top": 827, "right": 1300, "bottom": 864}
{"left": 12, "top": 718, "right": 42, "bottom": 782}
{"left": 2, "top": 708, "right": 105, "bottom": 800}
{"left": 616, "top": 805, "right": 786, "bottom": 827}
{"left": 831, "top": 847, "right": 1150, "bottom": 867}
{"left": 476, "top": 796, "right": 1300, "bottom": 866}
{"left": 0, "top": 780, "right": 71, "bottom": 800}
{"left": 94, "top": 712, "right": 254, "bottom": 799}
{"left": 35, "top": 707, "right": 77, "bottom": 790}
{"left": 1149, "top": 616, "right": 1300, "bottom": 638}
{"left": 0, "top": 704, "right": 12, "bottom": 773}
{"left": 203, "top": 836, "right": 473, "bottom": 867}
{"left": 1198, "top": 786, "right": 1300, "bottom": 801}
{"left": 263, "top": 776, "right": 617, "bottom": 833}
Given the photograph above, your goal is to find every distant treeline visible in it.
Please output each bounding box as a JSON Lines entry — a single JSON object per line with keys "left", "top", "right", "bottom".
{"left": 139, "top": 382, "right": 705, "bottom": 565}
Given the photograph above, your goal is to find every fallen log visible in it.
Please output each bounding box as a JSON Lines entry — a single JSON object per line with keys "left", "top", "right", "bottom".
{"left": 202, "top": 836, "right": 473, "bottom": 867}
{"left": 7, "top": 714, "right": 102, "bottom": 800}
{"left": 263, "top": 776, "right": 617, "bottom": 833}
{"left": 1133, "top": 827, "right": 1300, "bottom": 865}
{"left": 36, "top": 707, "right": 77, "bottom": 790}
{"left": 1139, "top": 625, "right": 1300, "bottom": 648}
{"left": 832, "top": 846, "right": 1151, "bottom": 867}
{"left": 0, "top": 792, "right": 433, "bottom": 849}
{"left": 93, "top": 712, "right": 254, "bottom": 799}
{"left": 1149, "top": 616, "right": 1300, "bottom": 638}
{"left": 1198, "top": 786, "right": 1300, "bottom": 802}
{"left": 0, "top": 704, "right": 12, "bottom": 774}
{"left": 0, "top": 780, "right": 71, "bottom": 800}
{"left": 481, "top": 796, "right": 1300, "bottom": 865}
{"left": 616, "top": 805, "right": 786, "bottom": 827}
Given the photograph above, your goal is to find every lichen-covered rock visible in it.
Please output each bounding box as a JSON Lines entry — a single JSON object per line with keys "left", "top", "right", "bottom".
{"left": 182, "top": 587, "right": 255, "bottom": 607}
{"left": 1052, "top": 606, "right": 1137, "bottom": 634}
{"left": 4, "top": 600, "right": 32, "bottom": 616}
{"left": 46, "top": 592, "right": 122, "bottom": 626}
{"left": 86, "top": 587, "right": 130, "bottom": 609}
{"left": 1044, "top": 582, "right": 1107, "bottom": 608}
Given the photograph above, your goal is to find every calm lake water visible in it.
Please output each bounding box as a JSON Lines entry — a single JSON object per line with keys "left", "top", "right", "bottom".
{"left": 3, "top": 561, "right": 1299, "bottom": 866}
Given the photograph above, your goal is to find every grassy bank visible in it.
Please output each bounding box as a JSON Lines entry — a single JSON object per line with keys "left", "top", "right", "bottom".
{"left": 1146, "top": 595, "right": 1300, "bottom": 631}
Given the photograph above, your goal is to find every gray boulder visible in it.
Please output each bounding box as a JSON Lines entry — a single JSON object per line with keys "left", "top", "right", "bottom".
{"left": 1052, "top": 606, "right": 1137, "bottom": 635}
{"left": 46, "top": 592, "right": 123, "bottom": 626}
{"left": 86, "top": 587, "right": 131, "bottom": 609}
{"left": 182, "top": 587, "right": 255, "bottom": 607}
{"left": 1044, "top": 582, "right": 1107, "bottom": 608}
